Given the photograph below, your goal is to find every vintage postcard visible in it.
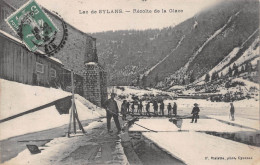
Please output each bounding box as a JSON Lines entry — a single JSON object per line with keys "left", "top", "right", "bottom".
{"left": 0, "top": 0, "right": 259, "bottom": 165}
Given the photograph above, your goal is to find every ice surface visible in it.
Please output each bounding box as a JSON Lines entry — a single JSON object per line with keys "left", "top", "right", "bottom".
{"left": 130, "top": 118, "right": 254, "bottom": 133}
{"left": 129, "top": 118, "right": 179, "bottom": 132}
{"left": 208, "top": 115, "right": 259, "bottom": 130}
{"left": 143, "top": 131, "right": 260, "bottom": 165}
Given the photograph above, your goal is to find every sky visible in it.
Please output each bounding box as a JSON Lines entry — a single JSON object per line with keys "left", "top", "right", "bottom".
{"left": 36, "top": 0, "right": 220, "bottom": 33}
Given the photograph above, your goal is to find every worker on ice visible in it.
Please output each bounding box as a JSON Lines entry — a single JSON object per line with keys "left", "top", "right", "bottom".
{"left": 145, "top": 102, "right": 151, "bottom": 117}
{"left": 191, "top": 103, "right": 200, "bottom": 123}
{"left": 121, "top": 100, "right": 127, "bottom": 121}
{"left": 230, "top": 102, "right": 235, "bottom": 121}
{"left": 131, "top": 103, "right": 135, "bottom": 114}
{"left": 153, "top": 101, "right": 158, "bottom": 116}
{"left": 167, "top": 103, "right": 172, "bottom": 117}
{"left": 138, "top": 100, "right": 143, "bottom": 115}
{"left": 172, "top": 102, "right": 177, "bottom": 117}
{"left": 104, "top": 93, "right": 121, "bottom": 133}
{"left": 126, "top": 101, "right": 130, "bottom": 113}
{"left": 160, "top": 101, "right": 165, "bottom": 116}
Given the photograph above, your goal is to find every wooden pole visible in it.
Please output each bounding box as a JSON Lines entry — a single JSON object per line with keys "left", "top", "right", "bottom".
{"left": 71, "top": 70, "right": 76, "bottom": 134}
{"left": 66, "top": 70, "right": 86, "bottom": 136}
{"left": 74, "top": 102, "right": 86, "bottom": 134}
{"left": 66, "top": 105, "right": 73, "bottom": 137}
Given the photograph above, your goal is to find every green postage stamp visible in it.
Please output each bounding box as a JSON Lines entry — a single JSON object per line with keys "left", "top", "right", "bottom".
{"left": 6, "top": 0, "right": 58, "bottom": 52}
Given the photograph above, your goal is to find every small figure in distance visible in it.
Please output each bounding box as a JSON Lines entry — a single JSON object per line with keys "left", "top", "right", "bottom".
{"left": 172, "top": 102, "right": 177, "bottom": 117}
{"left": 191, "top": 103, "right": 200, "bottom": 123}
{"left": 160, "top": 101, "right": 165, "bottom": 116}
{"left": 230, "top": 102, "right": 235, "bottom": 121}
{"left": 167, "top": 103, "right": 172, "bottom": 117}
{"left": 145, "top": 102, "right": 151, "bottom": 117}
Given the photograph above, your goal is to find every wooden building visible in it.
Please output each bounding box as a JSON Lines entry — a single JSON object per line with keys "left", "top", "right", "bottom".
{"left": 0, "top": 0, "right": 107, "bottom": 106}
{"left": 0, "top": 30, "right": 64, "bottom": 87}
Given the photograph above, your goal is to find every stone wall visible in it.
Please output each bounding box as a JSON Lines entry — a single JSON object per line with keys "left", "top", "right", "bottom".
{"left": 83, "top": 63, "right": 107, "bottom": 107}
{"left": 84, "top": 63, "right": 101, "bottom": 106}
{"left": 99, "top": 68, "right": 108, "bottom": 106}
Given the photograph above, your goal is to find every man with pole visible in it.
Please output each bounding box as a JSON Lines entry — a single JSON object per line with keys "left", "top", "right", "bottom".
{"left": 104, "top": 93, "right": 122, "bottom": 133}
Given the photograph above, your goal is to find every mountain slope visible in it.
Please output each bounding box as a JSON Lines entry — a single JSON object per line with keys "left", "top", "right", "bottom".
{"left": 93, "top": 0, "right": 259, "bottom": 87}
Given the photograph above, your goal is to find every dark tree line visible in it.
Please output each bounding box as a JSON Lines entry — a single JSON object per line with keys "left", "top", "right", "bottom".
{"left": 205, "top": 62, "right": 253, "bottom": 82}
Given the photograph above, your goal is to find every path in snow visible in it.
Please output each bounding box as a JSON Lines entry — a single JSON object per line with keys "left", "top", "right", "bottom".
{"left": 3, "top": 119, "right": 130, "bottom": 165}
{"left": 0, "top": 118, "right": 98, "bottom": 163}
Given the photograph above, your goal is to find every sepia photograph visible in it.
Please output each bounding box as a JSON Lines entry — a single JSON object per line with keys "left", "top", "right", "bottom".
{"left": 0, "top": 0, "right": 259, "bottom": 164}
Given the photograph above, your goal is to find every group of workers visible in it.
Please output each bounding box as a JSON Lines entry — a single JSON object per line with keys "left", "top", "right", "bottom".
{"left": 120, "top": 100, "right": 178, "bottom": 118}
{"left": 103, "top": 93, "right": 235, "bottom": 133}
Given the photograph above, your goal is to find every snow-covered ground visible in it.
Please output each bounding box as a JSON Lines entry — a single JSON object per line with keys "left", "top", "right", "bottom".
{"left": 0, "top": 79, "right": 70, "bottom": 120}
{"left": 0, "top": 79, "right": 105, "bottom": 140}
{"left": 231, "top": 78, "right": 259, "bottom": 90}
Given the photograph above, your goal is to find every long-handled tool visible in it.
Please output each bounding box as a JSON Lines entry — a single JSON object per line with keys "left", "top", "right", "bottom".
{"left": 105, "top": 107, "right": 158, "bottom": 133}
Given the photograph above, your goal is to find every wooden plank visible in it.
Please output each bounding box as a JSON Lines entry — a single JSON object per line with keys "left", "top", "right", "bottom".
{"left": 17, "top": 47, "right": 21, "bottom": 82}
{"left": 4, "top": 41, "right": 8, "bottom": 79}
{"left": 0, "top": 95, "right": 72, "bottom": 123}
{"left": 11, "top": 43, "right": 15, "bottom": 81}
{"left": 20, "top": 48, "right": 23, "bottom": 83}
{"left": 22, "top": 48, "right": 27, "bottom": 84}
{"left": 7, "top": 42, "right": 12, "bottom": 80}
{"left": 2, "top": 41, "right": 6, "bottom": 79}
{"left": 0, "top": 38, "right": 3, "bottom": 77}
{"left": 101, "top": 142, "right": 113, "bottom": 162}
{"left": 31, "top": 52, "right": 36, "bottom": 84}
{"left": 0, "top": 39, "right": 3, "bottom": 78}
{"left": 61, "top": 145, "right": 100, "bottom": 162}
{"left": 16, "top": 46, "right": 21, "bottom": 82}
{"left": 3, "top": 41, "right": 7, "bottom": 79}
{"left": 27, "top": 52, "right": 34, "bottom": 84}
{"left": 13, "top": 45, "right": 17, "bottom": 82}
{"left": 23, "top": 49, "right": 28, "bottom": 84}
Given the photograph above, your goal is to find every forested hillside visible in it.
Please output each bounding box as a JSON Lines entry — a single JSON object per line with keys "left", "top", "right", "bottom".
{"left": 92, "top": 0, "right": 259, "bottom": 87}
